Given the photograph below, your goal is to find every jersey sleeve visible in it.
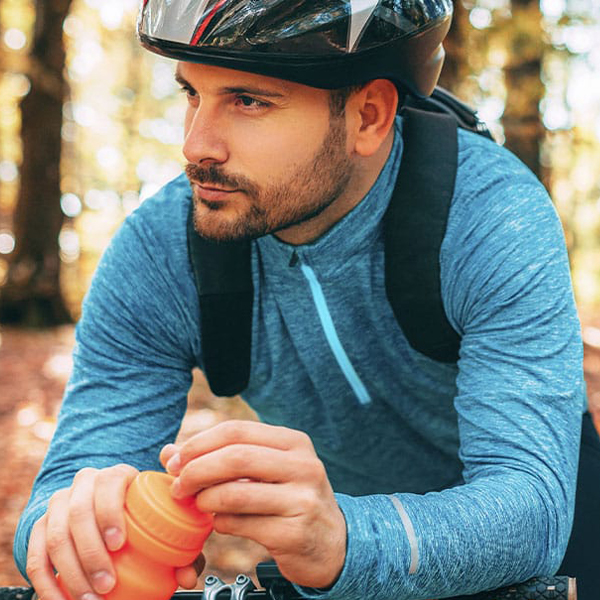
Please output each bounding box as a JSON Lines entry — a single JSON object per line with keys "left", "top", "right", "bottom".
{"left": 13, "top": 176, "right": 202, "bottom": 578}
{"left": 296, "top": 133, "right": 585, "bottom": 599}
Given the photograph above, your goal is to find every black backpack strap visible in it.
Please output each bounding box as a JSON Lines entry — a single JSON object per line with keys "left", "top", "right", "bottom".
{"left": 404, "top": 87, "right": 494, "bottom": 140}
{"left": 186, "top": 202, "right": 253, "bottom": 397}
{"left": 384, "top": 106, "right": 461, "bottom": 363}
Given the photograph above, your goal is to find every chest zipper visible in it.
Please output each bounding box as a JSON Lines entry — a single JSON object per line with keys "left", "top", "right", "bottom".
{"left": 297, "top": 259, "right": 372, "bottom": 406}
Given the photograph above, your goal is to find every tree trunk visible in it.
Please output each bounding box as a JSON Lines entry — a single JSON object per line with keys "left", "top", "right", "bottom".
{"left": 501, "top": 0, "right": 545, "bottom": 180}
{"left": 0, "top": 0, "right": 73, "bottom": 326}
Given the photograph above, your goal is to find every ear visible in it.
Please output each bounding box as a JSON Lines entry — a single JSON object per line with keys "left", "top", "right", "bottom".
{"left": 348, "top": 79, "right": 398, "bottom": 157}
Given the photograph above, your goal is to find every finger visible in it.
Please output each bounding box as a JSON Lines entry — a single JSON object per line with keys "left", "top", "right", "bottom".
{"left": 173, "top": 445, "right": 311, "bottom": 497}
{"left": 174, "top": 554, "right": 206, "bottom": 589}
{"left": 68, "top": 470, "right": 116, "bottom": 595}
{"left": 93, "top": 464, "right": 138, "bottom": 551}
{"left": 46, "top": 489, "right": 100, "bottom": 600}
{"left": 177, "top": 421, "right": 313, "bottom": 468}
{"left": 160, "top": 443, "right": 180, "bottom": 472}
{"left": 211, "top": 514, "right": 295, "bottom": 551}
{"left": 27, "top": 515, "right": 65, "bottom": 600}
{"left": 195, "top": 481, "right": 307, "bottom": 516}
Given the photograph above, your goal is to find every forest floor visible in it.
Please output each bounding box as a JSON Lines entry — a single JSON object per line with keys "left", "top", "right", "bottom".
{"left": 1, "top": 317, "right": 600, "bottom": 587}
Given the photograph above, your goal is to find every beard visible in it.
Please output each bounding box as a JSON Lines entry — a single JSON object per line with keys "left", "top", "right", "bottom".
{"left": 185, "top": 114, "right": 354, "bottom": 242}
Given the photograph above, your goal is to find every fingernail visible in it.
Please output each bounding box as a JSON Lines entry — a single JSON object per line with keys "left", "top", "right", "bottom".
{"left": 166, "top": 453, "right": 181, "bottom": 474}
{"left": 81, "top": 593, "right": 103, "bottom": 600}
{"left": 171, "top": 477, "right": 183, "bottom": 498}
{"left": 91, "top": 571, "right": 115, "bottom": 594}
{"left": 104, "top": 527, "right": 124, "bottom": 551}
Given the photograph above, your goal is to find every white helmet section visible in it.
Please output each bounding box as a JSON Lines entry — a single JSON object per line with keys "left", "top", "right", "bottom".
{"left": 348, "top": 0, "right": 380, "bottom": 52}
{"left": 140, "top": 0, "right": 210, "bottom": 47}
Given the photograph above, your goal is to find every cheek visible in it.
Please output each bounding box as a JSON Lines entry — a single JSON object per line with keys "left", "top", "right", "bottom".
{"left": 236, "top": 124, "right": 327, "bottom": 185}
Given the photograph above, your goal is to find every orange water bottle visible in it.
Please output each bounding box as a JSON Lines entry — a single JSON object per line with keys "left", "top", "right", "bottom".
{"left": 59, "top": 470, "right": 213, "bottom": 600}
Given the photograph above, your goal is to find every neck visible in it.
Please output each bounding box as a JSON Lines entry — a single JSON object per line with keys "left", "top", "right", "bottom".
{"left": 274, "top": 128, "right": 395, "bottom": 246}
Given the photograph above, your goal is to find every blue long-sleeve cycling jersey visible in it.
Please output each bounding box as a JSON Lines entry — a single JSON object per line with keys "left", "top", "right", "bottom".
{"left": 14, "top": 119, "right": 586, "bottom": 600}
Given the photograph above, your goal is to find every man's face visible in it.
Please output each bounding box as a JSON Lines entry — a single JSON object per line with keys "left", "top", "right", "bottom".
{"left": 177, "top": 62, "right": 355, "bottom": 243}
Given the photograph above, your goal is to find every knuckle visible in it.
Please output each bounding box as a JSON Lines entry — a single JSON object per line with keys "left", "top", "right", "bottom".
{"left": 220, "top": 420, "right": 246, "bottom": 444}
{"left": 73, "top": 467, "right": 98, "bottom": 486}
{"left": 289, "top": 428, "right": 313, "bottom": 449}
{"left": 311, "top": 459, "right": 328, "bottom": 484}
{"left": 301, "top": 454, "right": 327, "bottom": 482}
{"left": 212, "top": 514, "right": 234, "bottom": 535}
{"left": 68, "top": 497, "right": 90, "bottom": 524}
{"left": 110, "top": 463, "right": 138, "bottom": 477}
{"left": 48, "top": 489, "right": 69, "bottom": 510}
{"left": 94, "top": 500, "right": 125, "bottom": 530}
{"left": 95, "top": 464, "right": 121, "bottom": 484}
{"left": 45, "top": 529, "right": 70, "bottom": 555}
{"left": 297, "top": 488, "right": 320, "bottom": 513}
{"left": 25, "top": 555, "right": 45, "bottom": 580}
{"left": 296, "top": 430, "right": 312, "bottom": 445}
{"left": 220, "top": 486, "right": 248, "bottom": 511}
{"left": 225, "top": 447, "right": 251, "bottom": 473}
{"left": 94, "top": 465, "right": 138, "bottom": 509}
{"left": 77, "top": 545, "right": 106, "bottom": 568}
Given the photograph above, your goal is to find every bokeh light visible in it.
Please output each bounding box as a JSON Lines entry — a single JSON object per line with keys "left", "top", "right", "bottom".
{"left": 0, "top": 232, "right": 16, "bottom": 255}
{"left": 60, "top": 193, "right": 83, "bottom": 218}
{"left": 3, "top": 28, "right": 27, "bottom": 51}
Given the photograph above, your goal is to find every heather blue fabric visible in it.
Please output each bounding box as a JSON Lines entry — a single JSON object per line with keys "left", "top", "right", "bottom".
{"left": 14, "top": 119, "right": 585, "bottom": 600}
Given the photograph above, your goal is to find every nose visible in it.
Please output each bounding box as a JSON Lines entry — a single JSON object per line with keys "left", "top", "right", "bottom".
{"left": 182, "top": 103, "right": 228, "bottom": 165}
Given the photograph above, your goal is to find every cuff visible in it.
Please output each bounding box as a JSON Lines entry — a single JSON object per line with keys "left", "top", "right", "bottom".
{"left": 292, "top": 493, "right": 414, "bottom": 600}
{"left": 13, "top": 498, "right": 50, "bottom": 582}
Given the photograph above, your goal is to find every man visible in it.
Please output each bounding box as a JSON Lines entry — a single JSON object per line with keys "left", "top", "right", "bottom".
{"left": 14, "top": 1, "right": 590, "bottom": 599}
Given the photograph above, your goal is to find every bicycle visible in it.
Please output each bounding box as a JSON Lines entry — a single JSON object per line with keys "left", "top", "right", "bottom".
{"left": 0, "top": 561, "right": 576, "bottom": 600}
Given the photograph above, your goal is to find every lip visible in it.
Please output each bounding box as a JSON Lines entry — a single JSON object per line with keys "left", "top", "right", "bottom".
{"left": 193, "top": 183, "right": 238, "bottom": 203}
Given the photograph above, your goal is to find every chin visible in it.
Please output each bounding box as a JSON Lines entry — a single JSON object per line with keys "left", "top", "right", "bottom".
{"left": 193, "top": 203, "right": 267, "bottom": 242}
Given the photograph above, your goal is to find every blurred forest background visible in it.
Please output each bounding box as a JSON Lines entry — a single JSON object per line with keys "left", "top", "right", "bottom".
{"left": 0, "top": 0, "right": 599, "bottom": 587}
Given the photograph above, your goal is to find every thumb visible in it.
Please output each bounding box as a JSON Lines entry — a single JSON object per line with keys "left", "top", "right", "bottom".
{"left": 174, "top": 554, "right": 206, "bottom": 589}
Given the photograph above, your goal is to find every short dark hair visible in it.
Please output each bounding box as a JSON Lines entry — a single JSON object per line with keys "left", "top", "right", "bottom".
{"left": 329, "top": 84, "right": 365, "bottom": 117}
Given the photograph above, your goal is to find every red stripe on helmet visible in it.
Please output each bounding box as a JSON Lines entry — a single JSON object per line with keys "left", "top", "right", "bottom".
{"left": 191, "top": 0, "right": 228, "bottom": 45}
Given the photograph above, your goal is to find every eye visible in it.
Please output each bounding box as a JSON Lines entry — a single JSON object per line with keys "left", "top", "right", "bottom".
{"left": 235, "top": 95, "right": 270, "bottom": 110}
{"left": 179, "top": 84, "right": 198, "bottom": 103}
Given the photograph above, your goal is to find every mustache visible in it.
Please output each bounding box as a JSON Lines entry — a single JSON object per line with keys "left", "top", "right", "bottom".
{"left": 185, "top": 162, "right": 257, "bottom": 196}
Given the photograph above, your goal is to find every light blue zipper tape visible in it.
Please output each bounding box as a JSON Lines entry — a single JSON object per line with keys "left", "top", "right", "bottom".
{"left": 300, "top": 263, "right": 372, "bottom": 406}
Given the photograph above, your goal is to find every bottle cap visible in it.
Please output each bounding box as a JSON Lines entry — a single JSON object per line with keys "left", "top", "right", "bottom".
{"left": 125, "top": 471, "right": 212, "bottom": 564}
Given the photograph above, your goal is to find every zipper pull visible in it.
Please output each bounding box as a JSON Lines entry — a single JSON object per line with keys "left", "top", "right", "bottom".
{"left": 288, "top": 250, "right": 299, "bottom": 267}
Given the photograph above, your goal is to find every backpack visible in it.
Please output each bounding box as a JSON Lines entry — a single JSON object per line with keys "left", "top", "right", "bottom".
{"left": 187, "top": 87, "right": 494, "bottom": 397}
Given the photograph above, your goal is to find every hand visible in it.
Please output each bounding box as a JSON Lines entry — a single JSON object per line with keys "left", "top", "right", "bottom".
{"left": 25, "top": 464, "right": 203, "bottom": 600}
{"left": 160, "top": 421, "right": 347, "bottom": 589}
{"left": 26, "top": 464, "right": 138, "bottom": 600}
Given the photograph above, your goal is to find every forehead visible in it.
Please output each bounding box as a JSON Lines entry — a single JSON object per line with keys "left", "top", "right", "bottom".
{"left": 175, "top": 61, "right": 328, "bottom": 102}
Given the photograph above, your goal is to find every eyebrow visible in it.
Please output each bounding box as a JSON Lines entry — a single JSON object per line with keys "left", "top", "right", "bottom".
{"left": 221, "top": 85, "right": 287, "bottom": 98}
{"left": 174, "top": 70, "right": 287, "bottom": 98}
{"left": 174, "top": 70, "right": 190, "bottom": 88}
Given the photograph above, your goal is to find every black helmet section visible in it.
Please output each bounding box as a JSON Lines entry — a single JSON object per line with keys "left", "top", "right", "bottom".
{"left": 138, "top": 0, "right": 453, "bottom": 97}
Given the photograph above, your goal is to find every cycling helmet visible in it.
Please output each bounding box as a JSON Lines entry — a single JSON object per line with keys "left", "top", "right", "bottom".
{"left": 138, "top": 0, "right": 453, "bottom": 97}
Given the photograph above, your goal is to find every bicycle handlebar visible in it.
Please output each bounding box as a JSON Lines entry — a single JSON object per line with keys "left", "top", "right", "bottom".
{"left": 0, "top": 562, "right": 576, "bottom": 600}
